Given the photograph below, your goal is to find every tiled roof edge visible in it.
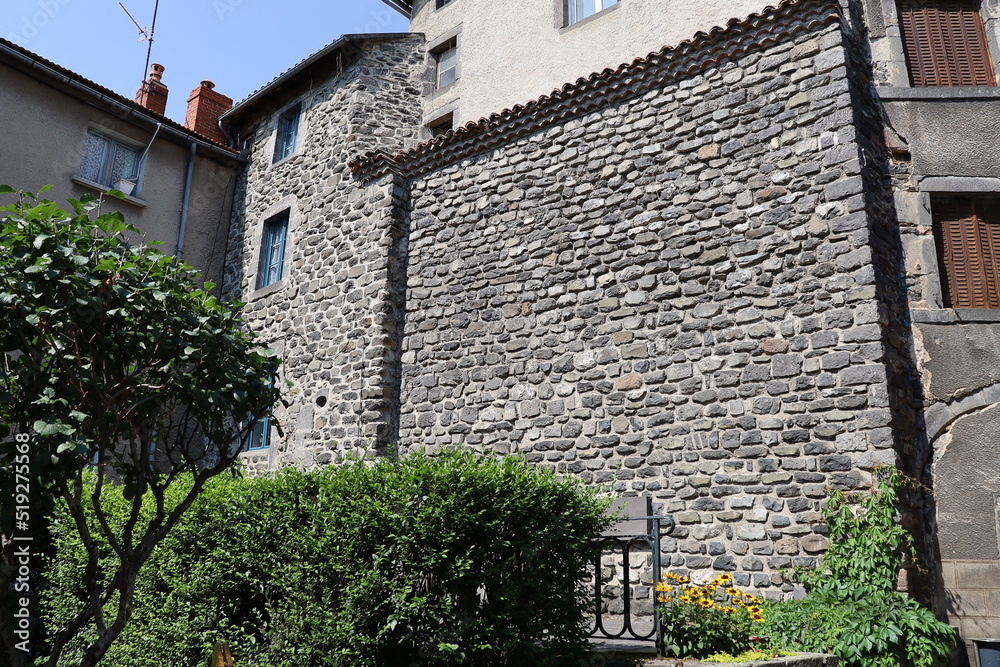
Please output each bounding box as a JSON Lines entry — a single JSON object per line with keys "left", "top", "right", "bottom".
{"left": 223, "top": 33, "right": 422, "bottom": 122}
{"left": 0, "top": 37, "right": 237, "bottom": 155}
{"left": 350, "top": 0, "right": 842, "bottom": 181}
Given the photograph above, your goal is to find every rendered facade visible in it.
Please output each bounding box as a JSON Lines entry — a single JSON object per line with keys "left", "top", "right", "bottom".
{"left": 3, "top": 0, "right": 1000, "bottom": 661}
{"left": 0, "top": 38, "right": 242, "bottom": 287}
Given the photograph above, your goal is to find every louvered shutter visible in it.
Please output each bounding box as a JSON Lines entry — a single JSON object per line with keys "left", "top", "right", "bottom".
{"left": 898, "top": 0, "right": 996, "bottom": 87}
{"left": 934, "top": 197, "right": 1000, "bottom": 308}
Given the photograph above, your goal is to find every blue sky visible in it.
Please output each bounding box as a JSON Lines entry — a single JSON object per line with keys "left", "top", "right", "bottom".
{"left": 3, "top": 0, "right": 410, "bottom": 121}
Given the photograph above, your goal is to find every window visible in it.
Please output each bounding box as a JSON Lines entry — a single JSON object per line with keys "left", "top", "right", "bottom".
{"left": 897, "top": 0, "right": 996, "bottom": 86}
{"left": 435, "top": 0, "right": 453, "bottom": 7}
{"left": 434, "top": 40, "right": 458, "bottom": 89}
{"left": 257, "top": 211, "right": 289, "bottom": 289}
{"left": 244, "top": 412, "right": 272, "bottom": 451}
{"left": 428, "top": 112, "right": 454, "bottom": 138}
{"left": 933, "top": 196, "right": 1000, "bottom": 308}
{"left": 273, "top": 104, "right": 302, "bottom": 162}
{"left": 566, "top": 0, "right": 618, "bottom": 26}
{"left": 79, "top": 130, "right": 142, "bottom": 193}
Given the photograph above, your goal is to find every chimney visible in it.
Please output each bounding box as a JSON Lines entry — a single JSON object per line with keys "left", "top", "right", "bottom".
{"left": 185, "top": 80, "right": 233, "bottom": 145}
{"left": 135, "top": 63, "right": 168, "bottom": 116}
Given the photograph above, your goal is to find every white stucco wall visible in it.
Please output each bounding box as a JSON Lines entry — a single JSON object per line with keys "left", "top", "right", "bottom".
{"left": 410, "top": 0, "right": 773, "bottom": 124}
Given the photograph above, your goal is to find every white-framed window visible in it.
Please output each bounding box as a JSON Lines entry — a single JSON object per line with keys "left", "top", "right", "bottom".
{"left": 79, "top": 130, "right": 142, "bottom": 194}
{"left": 435, "top": 0, "right": 454, "bottom": 8}
{"left": 273, "top": 104, "right": 302, "bottom": 163}
{"left": 566, "top": 0, "right": 618, "bottom": 26}
{"left": 256, "top": 211, "right": 289, "bottom": 289}
{"left": 434, "top": 39, "right": 458, "bottom": 89}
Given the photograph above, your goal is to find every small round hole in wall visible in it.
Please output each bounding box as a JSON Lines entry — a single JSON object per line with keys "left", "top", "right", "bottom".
{"left": 316, "top": 395, "right": 328, "bottom": 408}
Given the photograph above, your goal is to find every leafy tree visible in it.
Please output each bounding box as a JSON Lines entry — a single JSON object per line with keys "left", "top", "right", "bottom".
{"left": 0, "top": 187, "right": 282, "bottom": 667}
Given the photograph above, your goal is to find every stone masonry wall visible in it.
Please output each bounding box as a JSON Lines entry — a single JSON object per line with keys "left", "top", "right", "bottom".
{"left": 222, "top": 36, "right": 426, "bottom": 470}
{"left": 388, "top": 1, "right": 897, "bottom": 596}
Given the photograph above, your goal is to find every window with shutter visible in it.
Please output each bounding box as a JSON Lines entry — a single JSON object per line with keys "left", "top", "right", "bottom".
{"left": 933, "top": 196, "right": 1000, "bottom": 308}
{"left": 897, "top": 0, "right": 996, "bottom": 87}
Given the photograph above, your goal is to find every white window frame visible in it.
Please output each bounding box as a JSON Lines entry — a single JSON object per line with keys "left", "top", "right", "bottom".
{"left": 566, "top": 0, "right": 618, "bottom": 26}
{"left": 434, "top": 40, "right": 458, "bottom": 89}
{"left": 78, "top": 129, "right": 145, "bottom": 196}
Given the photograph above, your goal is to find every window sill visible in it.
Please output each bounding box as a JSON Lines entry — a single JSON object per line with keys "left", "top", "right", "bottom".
{"left": 877, "top": 86, "right": 1000, "bottom": 101}
{"left": 911, "top": 308, "right": 1000, "bottom": 324}
{"left": 249, "top": 279, "right": 286, "bottom": 301}
{"left": 270, "top": 152, "right": 300, "bottom": 168}
{"left": 72, "top": 177, "right": 147, "bottom": 208}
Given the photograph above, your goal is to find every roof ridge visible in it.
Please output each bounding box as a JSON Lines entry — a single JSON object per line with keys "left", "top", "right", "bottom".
{"left": 350, "top": 0, "right": 842, "bottom": 180}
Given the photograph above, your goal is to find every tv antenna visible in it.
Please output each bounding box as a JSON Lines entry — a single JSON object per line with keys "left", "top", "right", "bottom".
{"left": 120, "top": 0, "right": 161, "bottom": 85}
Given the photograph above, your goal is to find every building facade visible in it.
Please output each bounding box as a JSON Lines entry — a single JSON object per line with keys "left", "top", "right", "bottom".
{"left": 217, "top": 0, "right": 1000, "bottom": 659}
{"left": 3, "top": 0, "right": 1000, "bottom": 660}
{"left": 0, "top": 38, "right": 242, "bottom": 287}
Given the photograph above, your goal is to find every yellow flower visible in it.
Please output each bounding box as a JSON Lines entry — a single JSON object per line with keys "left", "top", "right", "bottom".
{"left": 658, "top": 594, "right": 669, "bottom": 603}
{"left": 679, "top": 595, "right": 693, "bottom": 604}
{"left": 726, "top": 587, "right": 741, "bottom": 596}
{"left": 731, "top": 598, "right": 745, "bottom": 607}
{"left": 719, "top": 573, "right": 733, "bottom": 582}
{"left": 656, "top": 582, "right": 670, "bottom": 592}
{"left": 699, "top": 599, "right": 715, "bottom": 608}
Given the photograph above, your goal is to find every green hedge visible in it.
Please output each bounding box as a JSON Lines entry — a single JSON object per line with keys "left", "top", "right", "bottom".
{"left": 42, "top": 452, "right": 611, "bottom": 666}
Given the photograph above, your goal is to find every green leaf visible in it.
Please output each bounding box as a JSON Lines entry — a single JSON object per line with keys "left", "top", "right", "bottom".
{"left": 0, "top": 185, "right": 15, "bottom": 194}
{"left": 33, "top": 420, "right": 75, "bottom": 436}
{"left": 106, "top": 189, "right": 126, "bottom": 200}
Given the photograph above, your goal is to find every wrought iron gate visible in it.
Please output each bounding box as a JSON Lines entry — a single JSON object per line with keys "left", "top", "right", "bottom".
{"left": 590, "top": 515, "right": 675, "bottom": 656}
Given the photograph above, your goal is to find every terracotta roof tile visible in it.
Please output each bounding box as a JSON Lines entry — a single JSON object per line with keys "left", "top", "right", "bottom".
{"left": 351, "top": 0, "right": 842, "bottom": 181}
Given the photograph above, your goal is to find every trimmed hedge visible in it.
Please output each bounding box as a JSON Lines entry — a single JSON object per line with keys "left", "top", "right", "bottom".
{"left": 42, "top": 452, "right": 611, "bottom": 666}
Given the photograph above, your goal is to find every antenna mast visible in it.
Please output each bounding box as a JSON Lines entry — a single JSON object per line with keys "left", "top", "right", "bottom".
{"left": 120, "top": 0, "right": 161, "bottom": 84}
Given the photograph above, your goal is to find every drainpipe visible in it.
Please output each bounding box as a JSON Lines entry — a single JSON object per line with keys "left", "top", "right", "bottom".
{"left": 217, "top": 116, "right": 235, "bottom": 149}
{"left": 176, "top": 142, "right": 196, "bottom": 258}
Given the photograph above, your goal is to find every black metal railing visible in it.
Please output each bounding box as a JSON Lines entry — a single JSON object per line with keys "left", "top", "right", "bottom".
{"left": 590, "top": 515, "right": 675, "bottom": 656}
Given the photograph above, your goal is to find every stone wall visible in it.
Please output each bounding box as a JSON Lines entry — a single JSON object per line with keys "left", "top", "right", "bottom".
{"left": 353, "top": 0, "right": 902, "bottom": 595}
{"left": 221, "top": 35, "right": 426, "bottom": 470}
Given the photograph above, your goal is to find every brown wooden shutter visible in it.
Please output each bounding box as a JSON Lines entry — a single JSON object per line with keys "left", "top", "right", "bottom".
{"left": 898, "top": 0, "right": 997, "bottom": 87}
{"left": 933, "top": 196, "right": 1000, "bottom": 308}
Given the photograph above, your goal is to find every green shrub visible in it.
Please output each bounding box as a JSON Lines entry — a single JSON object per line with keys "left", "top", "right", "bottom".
{"left": 42, "top": 451, "right": 611, "bottom": 666}
{"left": 763, "top": 468, "right": 955, "bottom": 667}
